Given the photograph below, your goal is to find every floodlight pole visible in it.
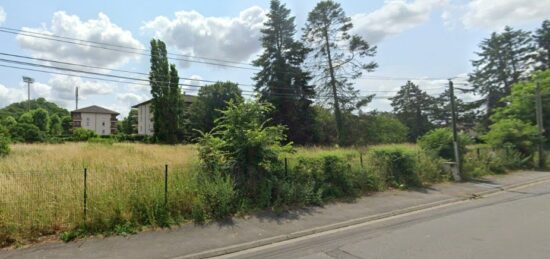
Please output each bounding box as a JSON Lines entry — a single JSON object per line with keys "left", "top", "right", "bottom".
{"left": 22, "top": 76, "right": 34, "bottom": 111}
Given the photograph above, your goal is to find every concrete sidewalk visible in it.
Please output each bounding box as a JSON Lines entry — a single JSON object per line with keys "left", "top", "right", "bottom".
{"left": 2, "top": 171, "right": 549, "bottom": 259}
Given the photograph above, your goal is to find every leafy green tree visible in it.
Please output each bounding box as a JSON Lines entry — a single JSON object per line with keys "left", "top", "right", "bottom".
{"left": 31, "top": 108, "right": 49, "bottom": 132}
{"left": 189, "top": 82, "right": 242, "bottom": 137}
{"left": 469, "top": 26, "right": 535, "bottom": 126}
{"left": 149, "top": 39, "right": 182, "bottom": 144}
{"left": 355, "top": 113, "right": 408, "bottom": 145}
{"left": 11, "top": 123, "right": 44, "bottom": 143}
{"left": 49, "top": 114, "right": 63, "bottom": 136}
{"left": 311, "top": 105, "right": 337, "bottom": 145}
{"left": 534, "top": 20, "right": 550, "bottom": 70}
{"left": 1, "top": 116, "right": 17, "bottom": 131}
{"left": 18, "top": 112, "right": 33, "bottom": 124}
{"left": 120, "top": 109, "right": 138, "bottom": 135}
{"left": 198, "top": 99, "right": 291, "bottom": 205}
{"left": 483, "top": 118, "right": 539, "bottom": 156}
{"left": 303, "top": 0, "right": 377, "bottom": 145}
{"left": 253, "top": 0, "right": 316, "bottom": 144}
{"left": 61, "top": 116, "right": 72, "bottom": 135}
{"left": 0, "top": 97, "right": 69, "bottom": 120}
{"left": 390, "top": 81, "right": 436, "bottom": 141}
{"left": 491, "top": 69, "right": 550, "bottom": 141}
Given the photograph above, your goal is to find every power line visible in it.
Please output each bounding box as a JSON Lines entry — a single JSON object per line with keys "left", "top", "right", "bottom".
{"left": 0, "top": 52, "right": 256, "bottom": 87}
{"left": 0, "top": 26, "right": 257, "bottom": 67}
{"left": 0, "top": 27, "right": 463, "bottom": 83}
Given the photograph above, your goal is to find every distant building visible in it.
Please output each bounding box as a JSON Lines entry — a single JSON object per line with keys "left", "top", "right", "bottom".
{"left": 132, "top": 95, "right": 196, "bottom": 136}
{"left": 71, "top": 105, "right": 119, "bottom": 135}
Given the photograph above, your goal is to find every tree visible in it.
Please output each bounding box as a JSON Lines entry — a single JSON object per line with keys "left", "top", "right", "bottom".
{"left": 120, "top": 109, "right": 138, "bottom": 135}
{"left": 354, "top": 113, "right": 408, "bottom": 145}
{"left": 534, "top": 20, "right": 550, "bottom": 70}
{"left": 390, "top": 81, "right": 436, "bottom": 141}
{"left": 11, "top": 123, "right": 44, "bottom": 143}
{"left": 49, "top": 114, "right": 63, "bottom": 136}
{"left": 18, "top": 112, "right": 33, "bottom": 124}
{"left": 491, "top": 69, "right": 550, "bottom": 142}
{"left": 432, "top": 88, "right": 478, "bottom": 129}
{"left": 468, "top": 26, "right": 535, "bottom": 126}
{"left": 149, "top": 39, "right": 182, "bottom": 144}
{"left": 0, "top": 97, "right": 69, "bottom": 120}
{"left": 1, "top": 116, "right": 17, "bottom": 131}
{"left": 483, "top": 118, "right": 539, "bottom": 157}
{"left": 61, "top": 116, "right": 72, "bottom": 135}
{"left": 31, "top": 108, "right": 49, "bottom": 132}
{"left": 253, "top": 0, "right": 316, "bottom": 144}
{"left": 303, "top": 0, "right": 377, "bottom": 145}
{"left": 189, "top": 82, "right": 242, "bottom": 137}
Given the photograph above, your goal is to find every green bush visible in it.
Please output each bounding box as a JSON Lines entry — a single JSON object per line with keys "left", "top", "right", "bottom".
{"left": 483, "top": 118, "right": 539, "bottom": 157}
{"left": 368, "top": 147, "right": 421, "bottom": 188}
{"left": 73, "top": 128, "right": 98, "bottom": 141}
{"left": 194, "top": 174, "right": 236, "bottom": 221}
{"left": 418, "top": 128, "right": 468, "bottom": 160}
{"left": 0, "top": 134, "right": 10, "bottom": 157}
{"left": 10, "top": 123, "right": 45, "bottom": 143}
{"left": 88, "top": 137, "right": 115, "bottom": 145}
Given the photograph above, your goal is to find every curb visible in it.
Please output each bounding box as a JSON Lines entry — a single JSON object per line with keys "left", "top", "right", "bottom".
{"left": 177, "top": 174, "right": 550, "bottom": 259}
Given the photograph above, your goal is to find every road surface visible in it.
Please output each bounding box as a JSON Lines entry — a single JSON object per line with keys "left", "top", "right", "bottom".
{"left": 218, "top": 180, "right": 550, "bottom": 259}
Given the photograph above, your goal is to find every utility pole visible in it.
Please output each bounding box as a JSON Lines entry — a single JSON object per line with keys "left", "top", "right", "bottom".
{"left": 22, "top": 76, "right": 34, "bottom": 111}
{"left": 75, "top": 86, "right": 79, "bottom": 110}
{"left": 535, "top": 81, "right": 545, "bottom": 169}
{"left": 449, "top": 79, "right": 462, "bottom": 181}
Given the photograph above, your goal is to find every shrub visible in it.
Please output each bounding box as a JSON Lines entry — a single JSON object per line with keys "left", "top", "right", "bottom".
{"left": 368, "top": 147, "right": 421, "bottom": 188}
{"left": 194, "top": 174, "right": 236, "bottom": 221}
{"left": 88, "top": 137, "right": 115, "bottom": 145}
{"left": 418, "top": 128, "right": 469, "bottom": 160}
{"left": 0, "top": 134, "right": 10, "bottom": 157}
{"left": 483, "top": 118, "right": 539, "bottom": 157}
{"left": 197, "top": 100, "right": 291, "bottom": 207}
{"left": 10, "top": 123, "right": 45, "bottom": 143}
{"left": 73, "top": 128, "right": 98, "bottom": 141}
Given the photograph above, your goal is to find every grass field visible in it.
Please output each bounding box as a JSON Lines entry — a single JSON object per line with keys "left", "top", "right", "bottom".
{"left": 0, "top": 142, "right": 432, "bottom": 247}
{"left": 0, "top": 143, "right": 198, "bottom": 246}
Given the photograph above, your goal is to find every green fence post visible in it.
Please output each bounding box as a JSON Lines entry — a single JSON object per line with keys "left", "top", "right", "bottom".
{"left": 164, "top": 164, "right": 168, "bottom": 207}
{"left": 83, "top": 168, "right": 87, "bottom": 223}
{"left": 360, "top": 153, "right": 364, "bottom": 169}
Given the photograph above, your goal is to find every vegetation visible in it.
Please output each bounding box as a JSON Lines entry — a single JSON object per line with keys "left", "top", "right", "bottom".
{"left": 253, "top": 0, "right": 316, "bottom": 144}
{"left": 303, "top": 0, "right": 377, "bottom": 145}
{"left": 418, "top": 128, "right": 469, "bottom": 160}
{"left": 149, "top": 39, "right": 183, "bottom": 144}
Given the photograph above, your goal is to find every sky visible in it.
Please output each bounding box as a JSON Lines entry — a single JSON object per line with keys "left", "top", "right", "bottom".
{"left": 0, "top": 0, "right": 548, "bottom": 117}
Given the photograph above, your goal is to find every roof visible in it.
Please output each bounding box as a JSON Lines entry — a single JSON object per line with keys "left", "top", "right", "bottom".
{"left": 71, "top": 105, "right": 119, "bottom": 115}
{"left": 131, "top": 94, "right": 197, "bottom": 108}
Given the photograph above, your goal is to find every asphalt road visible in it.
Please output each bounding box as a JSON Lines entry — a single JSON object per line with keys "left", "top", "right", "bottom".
{"left": 219, "top": 180, "right": 550, "bottom": 259}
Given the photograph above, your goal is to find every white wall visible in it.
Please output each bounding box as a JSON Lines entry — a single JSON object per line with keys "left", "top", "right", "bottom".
{"left": 81, "top": 113, "right": 112, "bottom": 135}
{"left": 137, "top": 103, "right": 154, "bottom": 136}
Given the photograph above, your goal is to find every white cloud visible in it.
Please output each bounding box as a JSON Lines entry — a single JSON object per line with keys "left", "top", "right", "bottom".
{"left": 117, "top": 92, "right": 145, "bottom": 106}
{"left": 462, "top": 0, "right": 550, "bottom": 29}
{"left": 142, "top": 6, "right": 266, "bottom": 67}
{"left": 0, "top": 7, "right": 6, "bottom": 25}
{"left": 353, "top": 0, "right": 448, "bottom": 44}
{"left": 0, "top": 84, "right": 25, "bottom": 108}
{"left": 17, "top": 11, "right": 144, "bottom": 69}
{"left": 47, "top": 75, "right": 114, "bottom": 103}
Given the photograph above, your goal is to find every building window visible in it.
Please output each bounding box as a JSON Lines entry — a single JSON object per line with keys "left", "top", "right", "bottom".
{"left": 86, "top": 117, "right": 90, "bottom": 126}
{"left": 102, "top": 122, "right": 105, "bottom": 126}
{"left": 102, "top": 129, "right": 105, "bottom": 134}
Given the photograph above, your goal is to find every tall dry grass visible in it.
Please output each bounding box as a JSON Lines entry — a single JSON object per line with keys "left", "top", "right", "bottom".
{"left": 0, "top": 143, "right": 198, "bottom": 246}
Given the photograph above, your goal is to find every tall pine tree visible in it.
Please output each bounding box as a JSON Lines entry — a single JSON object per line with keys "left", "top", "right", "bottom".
{"left": 303, "top": 0, "right": 377, "bottom": 145}
{"left": 253, "top": 0, "right": 315, "bottom": 144}
{"left": 390, "top": 81, "right": 435, "bottom": 141}
{"left": 468, "top": 26, "right": 534, "bottom": 126}
{"left": 534, "top": 20, "right": 550, "bottom": 71}
{"left": 149, "top": 39, "right": 181, "bottom": 144}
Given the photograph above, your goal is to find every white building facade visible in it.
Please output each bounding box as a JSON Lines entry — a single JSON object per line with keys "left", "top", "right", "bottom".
{"left": 132, "top": 95, "right": 196, "bottom": 136}
{"left": 71, "top": 105, "right": 119, "bottom": 135}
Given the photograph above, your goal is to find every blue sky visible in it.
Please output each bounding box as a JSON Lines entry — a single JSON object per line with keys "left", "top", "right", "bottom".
{"left": 0, "top": 0, "right": 548, "bottom": 117}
